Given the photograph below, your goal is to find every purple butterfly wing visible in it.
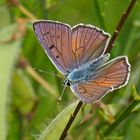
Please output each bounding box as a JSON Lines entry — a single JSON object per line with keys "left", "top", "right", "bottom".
{"left": 33, "top": 20, "right": 75, "bottom": 75}
{"left": 70, "top": 57, "right": 130, "bottom": 103}
{"left": 72, "top": 25, "right": 110, "bottom": 67}
{"left": 33, "top": 21, "right": 110, "bottom": 74}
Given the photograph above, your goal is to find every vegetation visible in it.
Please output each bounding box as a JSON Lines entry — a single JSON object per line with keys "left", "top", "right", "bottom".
{"left": 0, "top": 0, "right": 140, "bottom": 139}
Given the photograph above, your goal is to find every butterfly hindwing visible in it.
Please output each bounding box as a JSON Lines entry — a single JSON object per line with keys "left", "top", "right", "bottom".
{"left": 70, "top": 56, "right": 130, "bottom": 103}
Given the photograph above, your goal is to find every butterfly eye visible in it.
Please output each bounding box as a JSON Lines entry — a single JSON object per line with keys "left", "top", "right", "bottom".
{"left": 63, "top": 79, "right": 71, "bottom": 87}
{"left": 67, "top": 81, "right": 71, "bottom": 86}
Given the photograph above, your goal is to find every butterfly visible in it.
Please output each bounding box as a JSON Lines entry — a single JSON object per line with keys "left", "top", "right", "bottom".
{"left": 33, "top": 20, "right": 130, "bottom": 103}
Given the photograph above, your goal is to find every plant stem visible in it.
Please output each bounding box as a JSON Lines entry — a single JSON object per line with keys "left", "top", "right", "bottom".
{"left": 59, "top": 101, "right": 83, "bottom": 140}
{"left": 18, "top": 4, "right": 37, "bottom": 20}
{"left": 105, "top": 0, "right": 137, "bottom": 53}
{"left": 104, "top": 99, "right": 140, "bottom": 136}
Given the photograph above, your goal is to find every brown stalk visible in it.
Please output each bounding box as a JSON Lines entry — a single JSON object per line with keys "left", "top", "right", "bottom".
{"left": 105, "top": 0, "right": 137, "bottom": 53}
{"left": 59, "top": 101, "right": 83, "bottom": 140}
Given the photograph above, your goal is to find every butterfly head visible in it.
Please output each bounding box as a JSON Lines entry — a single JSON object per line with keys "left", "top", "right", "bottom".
{"left": 63, "top": 79, "right": 72, "bottom": 87}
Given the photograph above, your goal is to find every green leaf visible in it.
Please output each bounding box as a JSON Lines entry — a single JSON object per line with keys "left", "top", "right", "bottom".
{"left": 12, "top": 70, "right": 37, "bottom": 114}
{"left": 0, "top": 25, "right": 22, "bottom": 140}
{"left": 38, "top": 101, "right": 80, "bottom": 140}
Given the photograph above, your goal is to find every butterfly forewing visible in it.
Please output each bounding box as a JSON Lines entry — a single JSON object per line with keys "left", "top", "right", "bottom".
{"left": 72, "top": 25, "right": 110, "bottom": 66}
{"left": 71, "top": 57, "right": 130, "bottom": 103}
{"left": 33, "top": 21, "right": 75, "bottom": 75}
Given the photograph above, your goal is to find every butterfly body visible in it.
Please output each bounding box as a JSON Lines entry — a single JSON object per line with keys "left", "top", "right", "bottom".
{"left": 33, "top": 20, "right": 130, "bottom": 103}
{"left": 67, "top": 53, "right": 110, "bottom": 85}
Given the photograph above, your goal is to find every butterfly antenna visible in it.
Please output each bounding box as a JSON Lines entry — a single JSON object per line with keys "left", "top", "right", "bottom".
{"left": 58, "top": 85, "right": 67, "bottom": 101}
{"left": 33, "top": 68, "right": 61, "bottom": 78}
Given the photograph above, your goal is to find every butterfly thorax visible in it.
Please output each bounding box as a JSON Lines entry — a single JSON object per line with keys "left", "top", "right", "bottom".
{"left": 66, "top": 53, "right": 110, "bottom": 85}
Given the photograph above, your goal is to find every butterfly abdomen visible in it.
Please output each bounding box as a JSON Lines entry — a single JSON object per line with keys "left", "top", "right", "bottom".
{"left": 87, "top": 53, "right": 110, "bottom": 71}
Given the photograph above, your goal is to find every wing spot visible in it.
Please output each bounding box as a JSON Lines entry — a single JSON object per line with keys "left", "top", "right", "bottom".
{"left": 44, "top": 32, "right": 50, "bottom": 36}
{"left": 52, "top": 35, "right": 55, "bottom": 38}
{"left": 57, "top": 35, "right": 60, "bottom": 39}
{"left": 49, "top": 45, "right": 55, "bottom": 50}
{"left": 56, "top": 55, "right": 59, "bottom": 59}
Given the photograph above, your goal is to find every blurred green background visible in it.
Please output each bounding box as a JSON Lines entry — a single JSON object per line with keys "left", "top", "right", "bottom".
{"left": 0, "top": 0, "right": 140, "bottom": 140}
